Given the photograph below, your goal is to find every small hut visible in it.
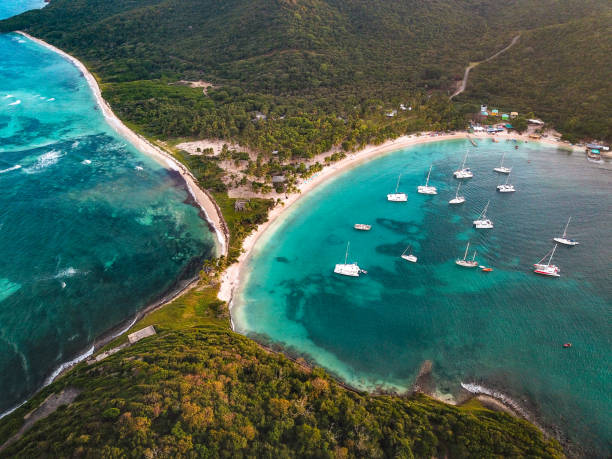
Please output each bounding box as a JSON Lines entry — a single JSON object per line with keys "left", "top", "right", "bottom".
{"left": 234, "top": 200, "right": 248, "bottom": 211}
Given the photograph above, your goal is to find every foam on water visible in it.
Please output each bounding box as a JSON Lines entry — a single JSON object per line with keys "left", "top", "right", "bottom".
{"left": 0, "top": 279, "right": 21, "bottom": 303}
{"left": 0, "top": 22, "right": 216, "bottom": 417}
{"left": 0, "top": 164, "right": 21, "bottom": 174}
{"left": 235, "top": 139, "right": 612, "bottom": 456}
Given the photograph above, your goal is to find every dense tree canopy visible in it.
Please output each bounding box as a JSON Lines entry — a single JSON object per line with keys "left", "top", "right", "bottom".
{"left": 0, "top": 326, "right": 564, "bottom": 458}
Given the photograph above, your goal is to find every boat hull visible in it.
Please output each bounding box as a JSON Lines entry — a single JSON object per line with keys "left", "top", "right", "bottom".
{"left": 387, "top": 193, "right": 407, "bottom": 202}
{"left": 401, "top": 254, "right": 418, "bottom": 263}
{"left": 456, "top": 260, "right": 478, "bottom": 267}
{"left": 473, "top": 219, "right": 494, "bottom": 229}
{"left": 354, "top": 224, "right": 371, "bottom": 231}
{"left": 494, "top": 167, "right": 511, "bottom": 174}
{"left": 553, "top": 237, "right": 579, "bottom": 246}
{"left": 449, "top": 197, "right": 465, "bottom": 204}
{"left": 453, "top": 170, "right": 473, "bottom": 179}
{"left": 497, "top": 185, "right": 516, "bottom": 193}
{"left": 417, "top": 186, "right": 437, "bottom": 195}
{"left": 533, "top": 264, "right": 560, "bottom": 277}
{"left": 334, "top": 263, "right": 360, "bottom": 277}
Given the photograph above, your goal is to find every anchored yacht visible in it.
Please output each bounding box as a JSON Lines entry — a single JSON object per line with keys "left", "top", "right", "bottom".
{"left": 387, "top": 174, "right": 408, "bottom": 201}
{"left": 494, "top": 151, "right": 511, "bottom": 174}
{"left": 473, "top": 200, "right": 494, "bottom": 229}
{"left": 449, "top": 181, "right": 465, "bottom": 204}
{"left": 534, "top": 244, "right": 561, "bottom": 277}
{"left": 496, "top": 173, "right": 516, "bottom": 193}
{"left": 456, "top": 242, "right": 478, "bottom": 267}
{"left": 453, "top": 152, "right": 473, "bottom": 179}
{"left": 334, "top": 242, "right": 366, "bottom": 277}
{"left": 554, "top": 217, "right": 579, "bottom": 246}
{"left": 417, "top": 164, "right": 437, "bottom": 195}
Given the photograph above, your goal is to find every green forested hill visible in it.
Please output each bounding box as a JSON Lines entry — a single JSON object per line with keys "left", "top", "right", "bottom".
{"left": 1, "top": 0, "right": 610, "bottom": 146}
{"left": 458, "top": 11, "right": 612, "bottom": 142}
{"left": 0, "top": 324, "right": 563, "bottom": 458}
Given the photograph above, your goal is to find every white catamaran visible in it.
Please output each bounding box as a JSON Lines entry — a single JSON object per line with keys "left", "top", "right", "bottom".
{"left": 456, "top": 242, "right": 478, "bottom": 267}
{"left": 493, "top": 151, "right": 512, "bottom": 174}
{"left": 453, "top": 152, "right": 473, "bottom": 179}
{"left": 449, "top": 181, "right": 465, "bottom": 204}
{"left": 473, "top": 200, "right": 494, "bottom": 229}
{"left": 401, "top": 245, "right": 418, "bottom": 263}
{"left": 417, "top": 164, "right": 437, "bottom": 195}
{"left": 334, "top": 242, "right": 366, "bottom": 277}
{"left": 534, "top": 244, "right": 561, "bottom": 277}
{"left": 387, "top": 174, "right": 408, "bottom": 201}
{"left": 553, "top": 217, "right": 579, "bottom": 246}
{"left": 496, "top": 173, "right": 516, "bottom": 193}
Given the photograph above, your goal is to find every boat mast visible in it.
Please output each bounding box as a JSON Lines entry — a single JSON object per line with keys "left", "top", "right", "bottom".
{"left": 547, "top": 244, "right": 558, "bottom": 266}
{"left": 345, "top": 242, "right": 350, "bottom": 264}
{"left": 500, "top": 152, "right": 506, "bottom": 167}
{"left": 463, "top": 242, "right": 470, "bottom": 260}
{"left": 455, "top": 181, "right": 461, "bottom": 198}
{"left": 460, "top": 152, "right": 468, "bottom": 169}
{"left": 395, "top": 174, "right": 401, "bottom": 193}
{"left": 471, "top": 250, "right": 477, "bottom": 261}
{"left": 504, "top": 174, "right": 510, "bottom": 185}
{"left": 481, "top": 200, "right": 490, "bottom": 218}
{"left": 562, "top": 217, "right": 571, "bottom": 237}
{"left": 425, "top": 165, "right": 432, "bottom": 186}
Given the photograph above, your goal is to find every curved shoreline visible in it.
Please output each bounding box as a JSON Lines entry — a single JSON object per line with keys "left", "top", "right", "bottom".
{"left": 0, "top": 31, "right": 228, "bottom": 420}
{"left": 218, "top": 130, "right": 582, "bottom": 307}
{"left": 16, "top": 31, "right": 228, "bottom": 256}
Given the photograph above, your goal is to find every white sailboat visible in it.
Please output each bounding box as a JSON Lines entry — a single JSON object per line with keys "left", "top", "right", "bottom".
{"left": 455, "top": 242, "right": 478, "bottom": 267}
{"left": 493, "top": 151, "right": 512, "bottom": 174}
{"left": 334, "top": 242, "right": 366, "bottom": 277}
{"left": 473, "top": 200, "right": 493, "bottom": 228}
{"left": 449, "top": 181, "right": 465, "bottom": 204}
{"left": 553, "top": 217, "right": 579, "bottom": 246}
{"left": 401, "top": 245, "right": 418, "bottom": 263}
{"left": 354, "top": 224, "right": 372, "bottom": 231}
{"left": 453, "top": 152, "right": 473, "bottom": 178}
{"left": 496, "top": 173, "right": 516, "bottom": 193}
{"left": 533, "top": 244, "right": 561, "bottom": 277}
{"left": 417, "top": 164, "right": 437, "bottom": 194}
{"left": 387, "top": 174, "right": 408, "bottom": 201}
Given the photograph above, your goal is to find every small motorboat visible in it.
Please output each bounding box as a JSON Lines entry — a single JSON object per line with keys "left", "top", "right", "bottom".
{"left": 354, "top": 224, "right": 371, "bottom": 231}
{"left": 481, "top": 267, "right": 493, "bottom": 272}
{"left": 563, "top": 343, "right": 572, "bottom": 348}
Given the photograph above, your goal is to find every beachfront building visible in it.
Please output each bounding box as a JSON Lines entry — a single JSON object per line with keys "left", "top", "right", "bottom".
{"left": 234, "top": 200, "right": 248, "bottom": 211}
{"left": 510, "top": 111, "right": 519, "bottom": 118}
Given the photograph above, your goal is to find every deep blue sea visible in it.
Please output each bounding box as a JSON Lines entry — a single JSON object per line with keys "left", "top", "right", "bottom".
{"left": 0, "top": 4, "right": 215, "bottom": 415}
{"left": 235, "top": 139, "right": 612, "bottom": 456}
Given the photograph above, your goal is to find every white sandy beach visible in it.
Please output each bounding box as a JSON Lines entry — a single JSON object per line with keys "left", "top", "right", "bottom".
{"left": 17, "top": 31, "right": 228, "bottom": 256}
{"left": 16, "top": 32, "right": 586, "bottom": 315}
{"left": 217, "top": 130, "right": 583, "bottom": 306}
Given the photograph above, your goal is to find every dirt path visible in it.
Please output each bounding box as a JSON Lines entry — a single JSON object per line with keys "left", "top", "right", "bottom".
{"left": 0, "top": 388, "right": 81, "bottom": 453}
{"left": 450, "top": 33, "right": 521, "bottom": 99}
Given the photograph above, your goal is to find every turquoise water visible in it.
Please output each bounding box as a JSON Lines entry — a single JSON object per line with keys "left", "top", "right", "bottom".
{"left": 0, "top": 13, "right": 215, "bottom": 414}
{"left": 235, "top": 139, "right": 612, "bottom": 456}
{"left": 0, "top": 0, "right": 44, "bottom": 19}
